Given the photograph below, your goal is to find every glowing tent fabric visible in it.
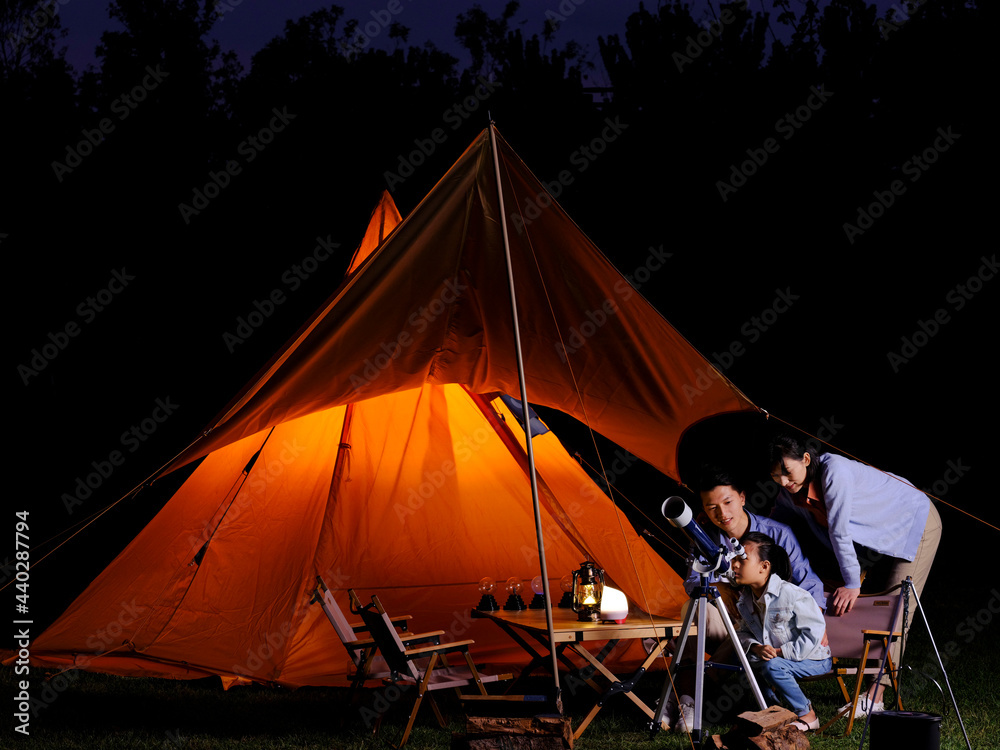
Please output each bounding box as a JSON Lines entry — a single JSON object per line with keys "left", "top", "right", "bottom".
{"left": 28, "top": 387, "right": 690, "bottom": 685}
{"left": 24, "top": 127, "right": 759, "bottom": 687}
{"left": 169, "top": 128, "right": 754, "bottom": 481}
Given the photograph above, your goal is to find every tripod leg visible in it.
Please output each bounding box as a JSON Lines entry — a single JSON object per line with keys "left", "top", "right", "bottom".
{"left": 692, "top": 595, "right": 708, "bottom": 744}
{"left": 908, "top": 583, "right": 973, "bottom": 750}
{"left": 714, "top": 598, "right": 768, "bottom": 710}
{"left": 652, "top": 585, "right": 766, "bottom": 745}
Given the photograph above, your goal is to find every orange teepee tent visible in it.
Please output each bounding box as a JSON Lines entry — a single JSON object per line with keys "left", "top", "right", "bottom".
{"left": 21, "top": 126, "right": 758, "bottom": 688}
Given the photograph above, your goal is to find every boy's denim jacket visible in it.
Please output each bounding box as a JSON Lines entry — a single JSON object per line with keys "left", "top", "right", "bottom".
{"left": 736, "top": 574, "right": 831, "bottom": 662}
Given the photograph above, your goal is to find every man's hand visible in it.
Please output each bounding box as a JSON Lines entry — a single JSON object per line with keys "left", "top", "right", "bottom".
{"left": 831, "top": 586, "right": 861, "bottom": 616}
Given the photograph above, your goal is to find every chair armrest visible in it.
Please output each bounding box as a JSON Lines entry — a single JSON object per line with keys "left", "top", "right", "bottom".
{"left": 404, "top": 640, "right": 476, "bottom": 658}
{"left": 351, "top": 629, "right": 441, "bottom": 651}
{"left": 401, "top": 630, "right": 445, "bottom": 646}
{"left": 861, "top": 629, "right": 902, "bottom": 638}
{"left": 391, "top": 615, "right": 412, "bottom": 632}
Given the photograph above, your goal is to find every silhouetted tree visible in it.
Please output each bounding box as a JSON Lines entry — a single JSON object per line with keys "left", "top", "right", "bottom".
{"left": 1, "top": 0, "right": 76, "bottom": 210}
{"left": 1, "top": 0, "right": 73, "bottom": 85}
{"left": 454, "top": 1, "right": 522, "bottom": 83}
{"left": 74, "top": 0, "right": 242, "bottom": 199}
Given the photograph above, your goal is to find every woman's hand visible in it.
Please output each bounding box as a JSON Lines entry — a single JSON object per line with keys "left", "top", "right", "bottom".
{"left": 831, "top": 586, "right": 861, "bottom": 616}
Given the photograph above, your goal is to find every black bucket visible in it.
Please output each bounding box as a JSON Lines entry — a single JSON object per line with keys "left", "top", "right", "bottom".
{"left": 870, "top": 711, "right": 942, "bottom": 750}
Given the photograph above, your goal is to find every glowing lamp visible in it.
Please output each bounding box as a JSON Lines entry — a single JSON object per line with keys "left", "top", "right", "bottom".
{"left": 600, "top": 586, "right": 629, "bottom": 623}
{"left": 476, "top": 576, "right": 499, "bottom": 611}
{"left": 503, "top": 577, "right": 527, "bottom": 611}
{"left": 529, "top": 575, "right": 546, "bottom": 609}
{"left": 572, "top": 561, "right": 605, "bottom": 622}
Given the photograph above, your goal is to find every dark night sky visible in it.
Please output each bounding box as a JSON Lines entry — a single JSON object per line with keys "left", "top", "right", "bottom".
{"left": 53, "top": 0, "right": 916, "bottom": 76}
{"left": 56, "top": 0, "right": 631, "bottom": 76}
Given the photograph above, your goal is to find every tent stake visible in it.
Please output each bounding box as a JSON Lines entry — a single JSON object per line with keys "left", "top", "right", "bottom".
{"left": 488, "top": 122, "right": 562, "bottom": 709}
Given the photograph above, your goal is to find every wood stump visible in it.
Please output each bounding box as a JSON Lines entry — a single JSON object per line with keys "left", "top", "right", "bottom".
{"left": 712, "top": 707, "right": 811, "bottom": 750}
{"left": 452, "top": 715, "right": 573, "bottom": 750}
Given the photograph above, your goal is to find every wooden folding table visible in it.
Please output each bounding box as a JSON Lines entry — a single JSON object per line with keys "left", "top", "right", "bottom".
{"left": 472, "top": 607, "right": 686, "bottom": 739}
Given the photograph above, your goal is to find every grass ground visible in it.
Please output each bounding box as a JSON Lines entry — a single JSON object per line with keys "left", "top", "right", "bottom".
{"left": 4, "top": 620, "right": 996, "bottom": 750}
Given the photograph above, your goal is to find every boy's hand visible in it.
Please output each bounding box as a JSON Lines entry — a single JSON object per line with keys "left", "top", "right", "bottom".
{"left": 751, "top": 644, "right": 779, "bottom": 660}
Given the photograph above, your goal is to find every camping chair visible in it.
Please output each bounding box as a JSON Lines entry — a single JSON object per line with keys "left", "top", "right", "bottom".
{"left": 355, "top": 592, "right": 513, "bottom": 748}
{"left": 310, "top": 577, "right": 444, "bottom": 693}
{"left": 805, "top": 585, "right": 904, "bottom": 736}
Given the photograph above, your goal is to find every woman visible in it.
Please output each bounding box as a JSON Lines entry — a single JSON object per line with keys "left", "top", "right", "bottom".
{"left": 767, "top": 432, "right": 942, "bottom": 714}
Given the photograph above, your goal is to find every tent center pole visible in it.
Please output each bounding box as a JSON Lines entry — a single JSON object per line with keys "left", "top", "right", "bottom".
{"left": 488, "top": 122, "right": 562, "bottom": 708}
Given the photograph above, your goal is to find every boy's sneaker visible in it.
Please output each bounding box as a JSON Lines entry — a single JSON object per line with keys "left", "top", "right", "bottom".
{"left": 839, "top": 696, "right": 884, "bottom": 718}
{"left": 673, "top": 697, "right": 696, "bottom": 734}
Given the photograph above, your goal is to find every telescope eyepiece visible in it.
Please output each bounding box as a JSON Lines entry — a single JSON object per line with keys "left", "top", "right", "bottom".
{"left": 728, "top": 537, "right": 747, "bottom": 561}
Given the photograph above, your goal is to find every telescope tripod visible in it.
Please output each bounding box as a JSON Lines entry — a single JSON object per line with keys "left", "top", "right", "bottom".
{"left": 650, "top": 576, "right": 767, "bottom": 747}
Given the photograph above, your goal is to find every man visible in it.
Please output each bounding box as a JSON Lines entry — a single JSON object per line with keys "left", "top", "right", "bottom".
{"left": 668, "top": 466, "right": 826, "bottom": 733}
{"left": 687, "top": 467, "right": 826, "bottom": 610}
